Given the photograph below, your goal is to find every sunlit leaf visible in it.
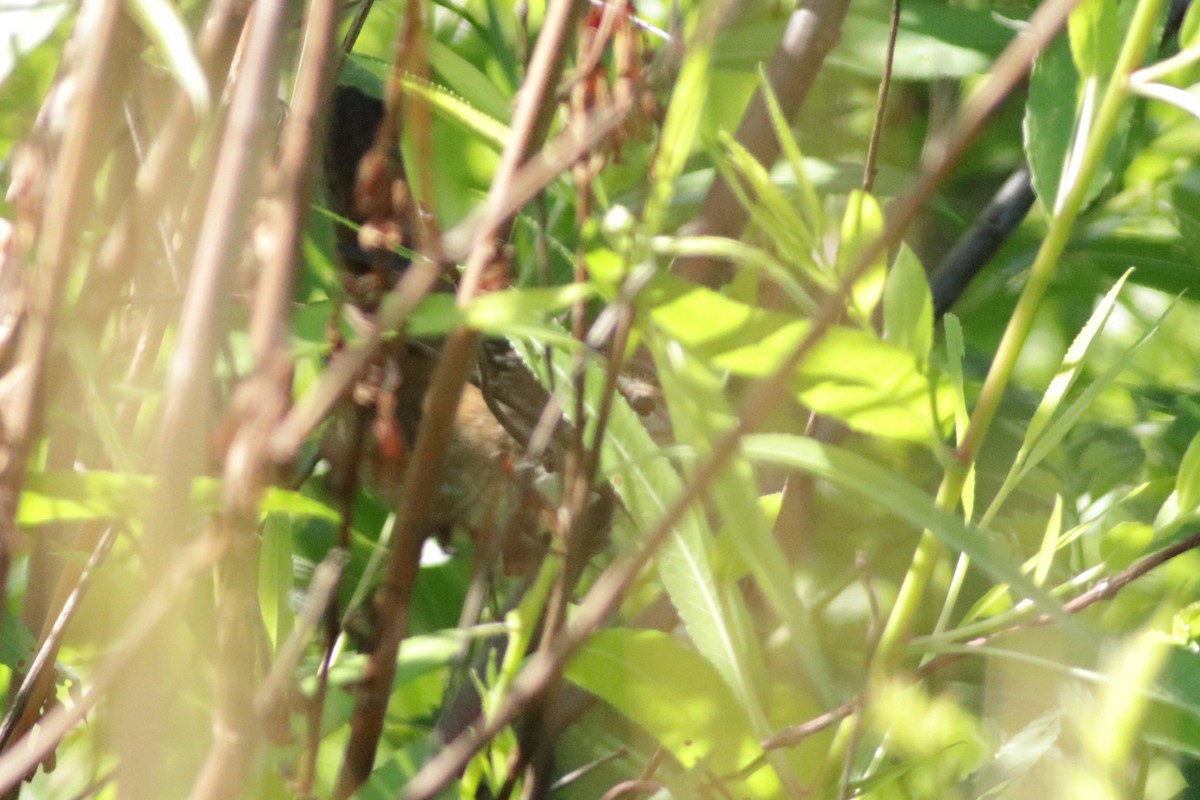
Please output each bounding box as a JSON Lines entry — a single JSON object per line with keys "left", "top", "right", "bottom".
{"left": 837, "top": 190, "right": 887, "bottom": 321}
{"left": 1069, "top": 0, "right": 1121, "bottom": 78}
{"left": 564, "top": 629, "right": 761, "bottom": 772}
{"left": 883, "top": 244, "right": 934, "bottom": 363}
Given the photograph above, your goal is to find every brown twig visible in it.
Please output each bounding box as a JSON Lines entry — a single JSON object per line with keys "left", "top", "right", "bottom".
{"left": 599, "top": 780, "right": 667, "bottom": 800}
{"left": 862, "top": 0, "right": 902, "bottom": 193}
{"left": 0, "top": 526, "right": 117, "bottom": 752}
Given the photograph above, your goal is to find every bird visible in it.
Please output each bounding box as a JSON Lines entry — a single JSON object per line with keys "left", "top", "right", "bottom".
{"left": 320, "top": 84, "right": 562, "bottom": 573}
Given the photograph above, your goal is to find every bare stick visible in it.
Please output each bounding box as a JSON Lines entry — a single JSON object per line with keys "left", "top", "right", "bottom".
{"left": 862, "top": 0, "right": 901, "bottom": 193}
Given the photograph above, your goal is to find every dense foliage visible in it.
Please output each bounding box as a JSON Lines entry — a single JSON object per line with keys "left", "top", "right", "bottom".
{"left": 3, "top": 0, "right": 1200, "bottom": 797}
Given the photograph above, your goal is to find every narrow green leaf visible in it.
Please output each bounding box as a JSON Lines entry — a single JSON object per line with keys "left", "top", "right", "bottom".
{"left": 427, "top": 39, "right": 511, "bottom": 123}
{"left": 643, "top": 12, "right": 716, "bottom": 236}
{"left": 259, "top": 515, "right": 295, "bottom": 649}
{"left": 347, "top": 55, "right": 510, "bottom": 148}
{"left": 1032, "top": 494, "right": 1063, "bottom": 587}
{"left": 757, "top": 66, "right": 824, "bottom": 235}
{"left": 981, "top": 270, "right": 1133, "bottom": 526}
{"left": 943, "top": 314, "right": 975, "bottom": 517}
{"left": 652, "top": 344, "right": 836, "bottom": 706}
{"left": 716, "top": 131, "right": 818, "bottom": 258}
{"left": 18, "top": 472, "right": 339, "bottom": 527}
{"left": 522, "top": 344, "right": 770, "bottom": 724}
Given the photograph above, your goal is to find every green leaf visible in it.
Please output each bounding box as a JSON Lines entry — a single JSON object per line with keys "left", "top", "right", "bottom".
{"left": 0, "top": 0, "right": 69, "bottom": 87}
{"left": 943, "top": 314, "right": 975, "bottom": 517}
{"left": 758, "top": 66, "right": 824, "bottom": 235}
{"left": 740, "top": 434, "right": 1074, "bottom": 626}
{"left": 0, "top": 614, "right": 35, "bottom": 674}
{"left": 1177, "top": 432, "right": 1200, "bottom": 514}
{"left": 259, "top": 515, "right": 295, "bottom": 649}
{"left": 347, "top": 54, "right": 510, "bottom": 148}
{"left": 715, "top": 131, "right": 819, "bottom": 261}
{"left": 463, "top": 283, "right": 595, "bottom": 332}
{"left": 563, "top": 629, "right": 761, "bottom": 773}
{"left": 643, "top": 10, "right": 715, "bottom": 236}
{"left": 1069, "top": 0, "right": 1121, "bottom": 78}
{"left": 1181, "top": 0, "right": 1200, "bottom": 50}
{"left": 427, "top": 39, "right": 511, "bottom": 124}
{"left": 883, "top": 244, "right": 934, "bottom": 362}
{"left": 17, "top": 472, "right": 339, "bottom": 527}
{"left": 629, "top": 273, "right": 950, "bottom": 443}
{"left": 836, "top": 190, "right": 887, "bottom": 321}
{"left": 652, "top": 343, "right": 835, "bottom": 706}
{"left": 979, "top": 270, "right": 1134, "bottom": 526}
{"left": 1024, "top": 36, "right": 1130, "bottom": 214}
{"left": 528, "top": 344, "right": 788, "bottom": 727}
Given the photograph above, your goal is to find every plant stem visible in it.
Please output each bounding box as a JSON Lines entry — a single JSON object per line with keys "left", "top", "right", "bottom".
{"left": 873, "top": 0, "right": 1167, "bottom": 672}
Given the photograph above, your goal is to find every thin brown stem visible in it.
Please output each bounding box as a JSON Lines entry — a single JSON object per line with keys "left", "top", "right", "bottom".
{"left": 862, "top": 0, "right": 901, "bottom": 193}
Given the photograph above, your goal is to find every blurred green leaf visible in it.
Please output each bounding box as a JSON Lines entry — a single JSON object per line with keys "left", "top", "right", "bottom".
{"left": 627, "top": 272, "right": 950, "bottom": 443}
{"left": 1069, "top": 0, "right": 1121, "bottom": 78}
{"left": 564, "top": 629, "right": 761, "bottom": 773}
{"left": 1181, "top": 0, "right": 1200, "bottom": 49}
{"left": 1024, "top": 37, "right": 1130, "bottom": 213}
{"left": 17, "top": 472, "right": 338, "bottom": 527}
{"left": 0, "top": 613, "right": 35, "bottom": 674}
{"left": 715, "top": 0, "right": 1008, "bottom": 80}
{"left": 428, "top": 39, "right": 512, "bottom": 123}
{"left": 1176, "top": 432, "right": 1200, "bottom": 514}
{"left": 0, "top": 0, "right": 68, "bottom": 87}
